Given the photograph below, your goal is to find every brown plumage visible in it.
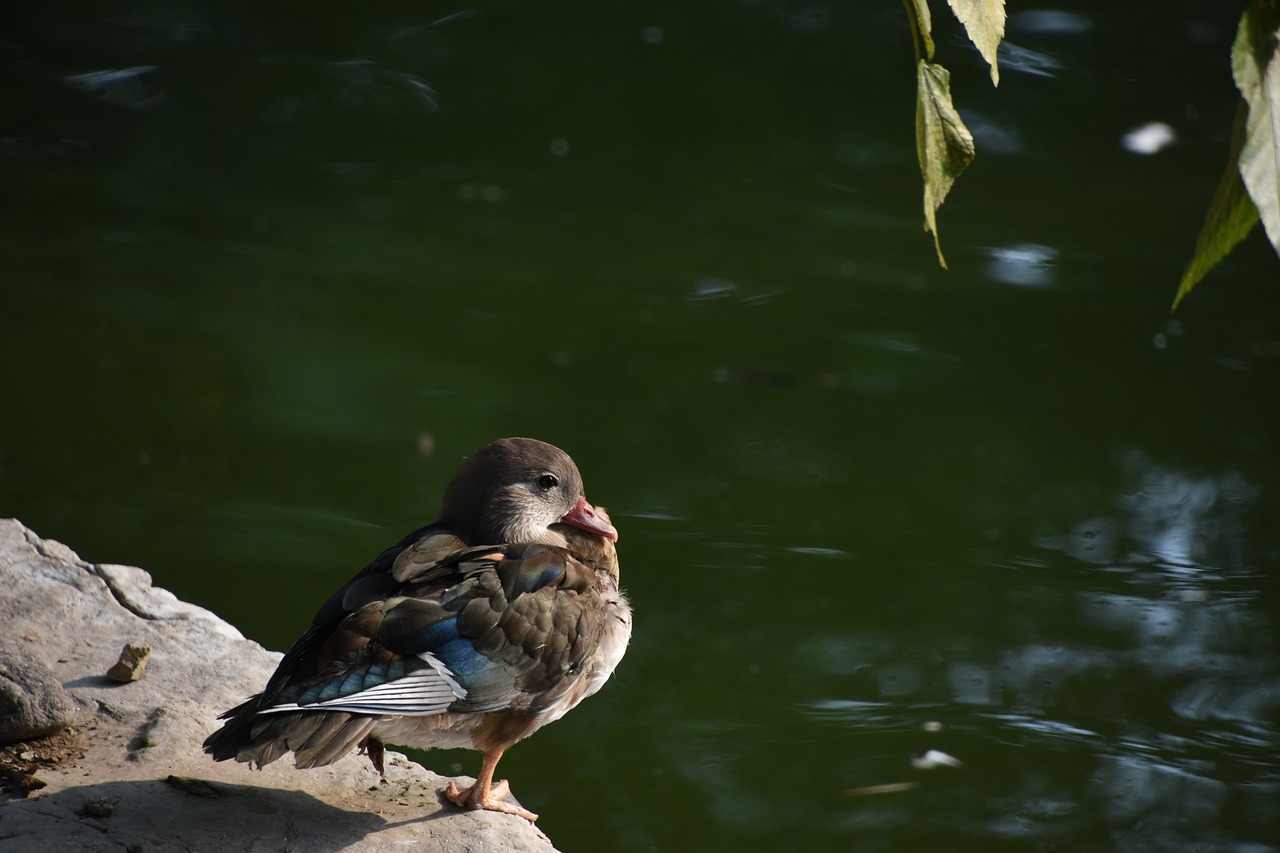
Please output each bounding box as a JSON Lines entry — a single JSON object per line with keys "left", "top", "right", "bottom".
{"left": 203, "top": 438, "right": 630, "bottom": 821}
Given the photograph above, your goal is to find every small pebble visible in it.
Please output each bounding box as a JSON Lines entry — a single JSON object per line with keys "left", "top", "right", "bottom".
{"left": 80, "top": 796, "right": 114, "bottom": 817}
{"left": 107, "top": 644, "right": 151, "bottom": 683}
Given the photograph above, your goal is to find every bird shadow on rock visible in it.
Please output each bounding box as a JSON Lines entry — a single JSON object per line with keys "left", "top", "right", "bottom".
{"left": 2, "top": 776, "right": 409, "bottom": 849}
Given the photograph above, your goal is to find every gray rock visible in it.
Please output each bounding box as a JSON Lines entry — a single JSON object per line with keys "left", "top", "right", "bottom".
{"left": 0, "top": 636, "right": 77, "bottom": 742}
{"left": 0, "top": 519, "right": 561, "bottom": 852}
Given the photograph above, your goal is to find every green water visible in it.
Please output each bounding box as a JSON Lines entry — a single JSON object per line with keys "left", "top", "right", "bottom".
{"left": 4, "top": 2, "right": 1279, "bottom": 850}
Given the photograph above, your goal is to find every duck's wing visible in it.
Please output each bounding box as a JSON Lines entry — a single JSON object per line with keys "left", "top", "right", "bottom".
{"left": 254, "top": 526, "right": 461, "bottom": 707}
{"left": 250, "top": 541, "right": 615, "bottom": 720}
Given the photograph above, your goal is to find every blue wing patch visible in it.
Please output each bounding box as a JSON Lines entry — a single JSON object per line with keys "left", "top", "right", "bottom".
{"left": 397, "top": 616, "right": 462, "bottom": 655}
{"left": 528, "top": 563, "right": 564, "bottom": 592}
{"left": 288, "top": 659, "right": 410, "bottom": 706}
{"left": 434, "top": 637, "right": 491, "bottom": 675}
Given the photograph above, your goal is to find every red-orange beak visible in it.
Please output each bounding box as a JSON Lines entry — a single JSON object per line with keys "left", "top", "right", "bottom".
{"left": 561, "top": 496, "right": 618, "bottom": 541}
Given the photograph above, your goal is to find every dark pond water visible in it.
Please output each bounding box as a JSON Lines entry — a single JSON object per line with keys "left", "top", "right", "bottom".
{"left": 4, "top": 2, "right": 1280, "bottom": 851}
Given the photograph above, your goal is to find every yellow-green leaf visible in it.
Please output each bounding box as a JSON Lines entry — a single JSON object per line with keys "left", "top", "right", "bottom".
{"left": 946, "top": 0, "right": 1006, "bottom": 86}
{"left": 906, "top": 0, "right": 936, "bottom": 61}
{"left": 1231, "top": 0, "right": 1280, "bottom": 256}
{"left": 1173, "top": 101, "right": 1261, "bottom": 311}
{"left": 916, "top": 60, "right": 976, "bottom": 269}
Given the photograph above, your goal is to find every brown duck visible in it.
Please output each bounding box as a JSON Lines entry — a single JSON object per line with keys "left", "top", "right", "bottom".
{"left": 203, "top": 437, "right": 631, "bottom": 821}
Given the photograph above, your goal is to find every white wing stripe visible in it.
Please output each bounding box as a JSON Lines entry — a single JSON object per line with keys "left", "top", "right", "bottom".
{"left": 260, "top": 663, "right": 467, "bottom": 717}
{"left": 417, "top": 650, "right": 466, "bottom": 697}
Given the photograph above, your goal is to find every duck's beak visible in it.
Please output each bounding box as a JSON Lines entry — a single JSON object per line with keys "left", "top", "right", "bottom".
{"left": 561, "top": 496, "right": 619, "bottom": 541}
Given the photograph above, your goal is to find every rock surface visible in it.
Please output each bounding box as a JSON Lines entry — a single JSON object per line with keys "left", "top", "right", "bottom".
{"left": 0, "top": 636, "right": 76, "bottom": 742}
{"left": 0, "top": 519, "right": 561, "bottom": 852}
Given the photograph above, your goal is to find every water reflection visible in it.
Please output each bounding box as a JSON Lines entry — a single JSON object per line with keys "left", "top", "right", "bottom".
{"left": 994, "top": 41, "right": 1063, "bottom": 78}
{"left": 961, "top": 111, "right": 1023, "bottom": 156}
{"left": 259, "top": 57, "right": 440, "bottom": 117}
{"left": 1009, "top": 10, "right": 1094, "bottom": 37}
{"left": 806, "top": 450, "right": 1277, "bottom": 847}
{"left": 1122, "top": 121, "right": 1177, "bottom": 155}
{"left": 984, "top": 243, "right": 1058, "bottom": 288}
{"left": 1039, "top": 450, "right": 1257, "bottom": 571}
{"left": 662, "top": 728, "right": 778, "bottom": 830}
{"left": 64, "top": 66, "right": 165, "bottom": 109}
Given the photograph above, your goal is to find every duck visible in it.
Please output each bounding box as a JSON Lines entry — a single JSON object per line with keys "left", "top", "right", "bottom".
{"left": 203, "top": 437, "right": 631, "bottom": 822}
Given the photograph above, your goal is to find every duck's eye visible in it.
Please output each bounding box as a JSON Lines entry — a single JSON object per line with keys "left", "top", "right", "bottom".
{"left": 537, "top": 473, "right": 560, "bottom": 491}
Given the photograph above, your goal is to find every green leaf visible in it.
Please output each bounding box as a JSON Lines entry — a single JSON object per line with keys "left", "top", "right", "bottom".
{"left": 906, "top": 0, "right": 936, "bottom": 61}
{"left": 946, "top": 0, "right": 1006, "bottom": 86}
{"left": 1231, "top": 0, "right": 1280, "bottom": 257}
{"left": 916, "top": 60, "right": 976, "bottom": 269}
{"left": 1173, "top": 101, "right": 1261, "bottom": 312}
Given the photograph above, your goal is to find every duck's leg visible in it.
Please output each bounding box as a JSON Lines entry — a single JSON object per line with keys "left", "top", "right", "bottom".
{"left": 446, "top": 746, "right": 538, "bottom": 822}
{"left": 358, "top": 735, "right": 385, "bottom": 777}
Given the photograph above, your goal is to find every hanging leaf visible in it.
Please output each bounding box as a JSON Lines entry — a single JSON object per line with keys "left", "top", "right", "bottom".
{"left": 1231, "top": 0, "right": 1280, "bottom": 256}
{"left": 916, "top": 60, "right": 976, "bottom": 269}
{"left": 1173, "top": 101, "right": 1261, "bottom": 311}
{"left": 906, "top": 0, "right": 936, "bottom": 61}
{"left": 946, "top": 0, "right": 1006, "bottom": 86}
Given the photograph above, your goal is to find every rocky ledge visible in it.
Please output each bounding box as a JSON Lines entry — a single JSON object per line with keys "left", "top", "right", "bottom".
{"left": 0, "top": 519, "right": 559, "bottom": 852}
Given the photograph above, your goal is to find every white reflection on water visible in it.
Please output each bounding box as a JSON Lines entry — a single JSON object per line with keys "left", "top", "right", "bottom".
{"left": 844, "top": 332, "right": 963, "bottom": 362}
{"left": 787, "top": 546, "right": 847, "bottom": 557}
{"left": 1096, "top": 752, "right": 1229, "bottom": 829}
{"left": 984, "top": 243, "right": 1058, "bottom": 288}
{"left": 326, "top": 60, "right": 439, "bottom": 112}
{"left": 1037, "top": 450, "right": 1258, "bottom": 572}
{"left": 996, "top": 42, "right": 1063, "bottom": 78}
{"left": 691, "top": 277, "right": 738, "bottom": 300}
{"left": 1122, "top": 121, "right": 1177, "bottom": 155}
{"left": 1118, "top": 453, "right": 1255, "bottom": 570}
{"left": 984, "top": 712, "right": 1101, "bottom": 743}
{"left": 258, "top": 57, "right": 440, "bottom": 118}
{"left": 1172, "top": 676, "right": 1280, "bottom": 729}
{"left": 64, "top": 66, "right": 165, "bottom": 110}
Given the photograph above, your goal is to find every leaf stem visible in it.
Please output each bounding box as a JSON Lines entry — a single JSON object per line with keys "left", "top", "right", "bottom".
{"left": 902, "top": 0, "right": 922, "bottom": 64}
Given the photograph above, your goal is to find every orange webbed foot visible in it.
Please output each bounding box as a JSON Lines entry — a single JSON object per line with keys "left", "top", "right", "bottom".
{"left": 445, "top": 778, "right": 539, "bottom": 822}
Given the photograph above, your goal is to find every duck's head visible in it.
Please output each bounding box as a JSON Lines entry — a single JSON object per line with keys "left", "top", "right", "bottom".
{"left": 441, "top": 437, "right": 618, "bottom": 546}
